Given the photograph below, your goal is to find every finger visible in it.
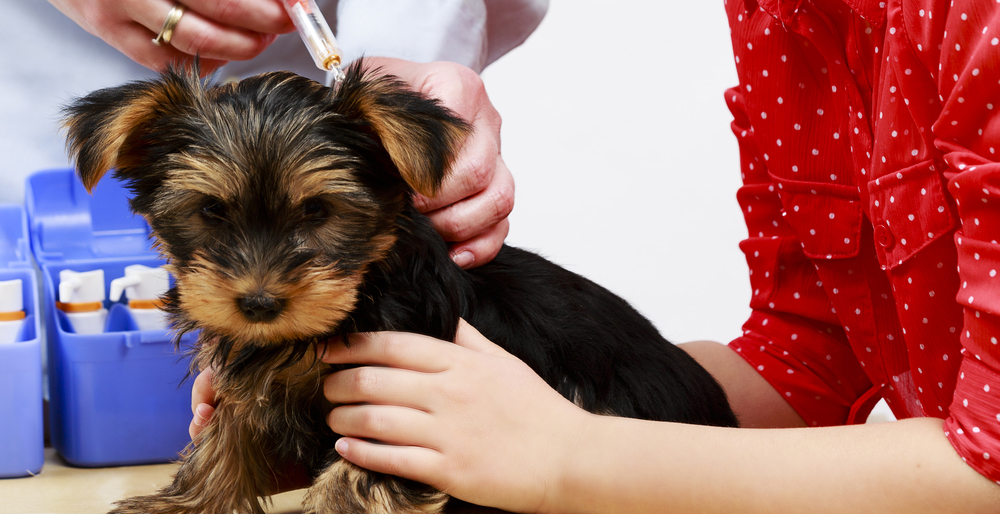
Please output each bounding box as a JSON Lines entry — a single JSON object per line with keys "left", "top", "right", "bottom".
{"left": 425, "top": 155, "right": 515, "bottom": 243}
{"left": 189, "top": 402, "right": 215, "bottom": 439}
{"left": 89, "top": 16, "right": 191, "bottom": 71}
{"left": 454, "top": 318, "right": 513, "bottom": 358}
{"left": 323, "top": 366, "right": 433, "bottom": 409}
{"left": 129, "top": 0, "right": 276, "bottom": 62}
{"left": 448, "top": 217, "right": 509, "bottom": 269}
{"left": 190, "top": 367, "right": 216, "bottom": 413}
{"left": 180, "top": 0, "right": 294, "bottom": 34}
{"left": 327, "top": 404, "right": 437, "bottom": 448}
{"left": 334, "top": 437, "right": 444, "bottom": 486}
{"left": 318, "top": 331, "right": 453, "bottom": 372}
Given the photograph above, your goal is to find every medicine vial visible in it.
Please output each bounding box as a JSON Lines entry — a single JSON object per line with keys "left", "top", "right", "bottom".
{"left": 0, "top": 279, "right": 25, "bottom": 344}
{"left": 110, "top": 265, "right": 170, "bottom": 331}
{"left": 58, "top": 269, "right": 108, "bottom": 335}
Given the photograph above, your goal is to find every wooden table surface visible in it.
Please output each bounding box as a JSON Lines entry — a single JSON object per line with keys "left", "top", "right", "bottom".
{"left": 0, "top": 449, "right": 305, "bottom": 514}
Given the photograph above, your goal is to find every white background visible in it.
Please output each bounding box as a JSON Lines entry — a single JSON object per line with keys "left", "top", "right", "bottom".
{"left": 480, "top": 1, "right": 750, "bottom": 346}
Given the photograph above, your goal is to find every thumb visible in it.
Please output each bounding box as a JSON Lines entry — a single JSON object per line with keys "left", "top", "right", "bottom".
{"left": 454, "top": 318, "right": 513, "bottom": 358}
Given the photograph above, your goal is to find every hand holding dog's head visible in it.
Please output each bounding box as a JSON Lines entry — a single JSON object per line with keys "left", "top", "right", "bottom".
{"left": 61, "top": 63, "right": 470, "bottom": 348}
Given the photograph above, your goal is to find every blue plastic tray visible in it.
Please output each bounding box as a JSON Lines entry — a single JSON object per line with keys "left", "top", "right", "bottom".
{"left": 0, "top": 204, "right": 43, "bottom": 478}
{"left": 25, "top": 168, "right": 195, "bottom": 467}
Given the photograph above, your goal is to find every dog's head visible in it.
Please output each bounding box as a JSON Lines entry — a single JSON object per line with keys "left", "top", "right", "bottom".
{"left": 62, "top": 63, "right": 469, "bottom": 348}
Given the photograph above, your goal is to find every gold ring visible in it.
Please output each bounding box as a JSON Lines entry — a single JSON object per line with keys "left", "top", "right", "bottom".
{"left": 153, "top": 4, "right": 186, "bottom": 46}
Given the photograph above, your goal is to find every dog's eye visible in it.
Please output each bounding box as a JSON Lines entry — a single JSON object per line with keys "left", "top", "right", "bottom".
{"left": 200, "top": 200, "right": 227, "bottom": 225}
{"left": 301, "top": 198, "right": 328, "bottom": 224}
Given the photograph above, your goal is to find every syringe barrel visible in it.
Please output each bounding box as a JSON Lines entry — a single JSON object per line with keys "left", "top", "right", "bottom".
{"left": 284, "top": 0, "right": 343, "bottom": 71}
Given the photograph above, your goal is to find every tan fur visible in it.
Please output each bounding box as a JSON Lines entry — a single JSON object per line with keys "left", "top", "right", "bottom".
{"left": 111, "top": 357, "right": 326, "bottom": 514}
{"left": 380, "top": 116, "right": 468, "bottom": 196}
{"left": 66, "top": 77, "right": 199, "bottom": 192}
{"left": 165, "top": 155, "right": 249, "bottom": 202}
{"left": 303, "top": 460, "right": 448, "bottom": 514}
{"left": 346, "top": 80, "right": 469, "bottom": 197}
{"left": 286, "top": 164, "right": 367, "bottom": 206}
{"left": 178, "top": 253, "right": 363, "bottom": 347}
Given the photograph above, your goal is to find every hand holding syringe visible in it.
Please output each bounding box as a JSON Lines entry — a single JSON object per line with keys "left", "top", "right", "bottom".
{"left": 283, "top": 0, "right": 346, "bottom": 85}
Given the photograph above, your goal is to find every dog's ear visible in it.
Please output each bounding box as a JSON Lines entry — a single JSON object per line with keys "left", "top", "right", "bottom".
{"left": 334, "top": 64, "right": 472, "bottom": 197}
{"left": 62, "top": 66, "right": 201, "bottom": 192}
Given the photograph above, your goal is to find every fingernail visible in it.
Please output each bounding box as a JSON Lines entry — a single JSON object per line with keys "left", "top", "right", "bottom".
{"left": 452, "top": 251, "right": 474, "bottom": 269}
{"left": 411, "top": 193, "right": 429, "bottom": 211}
{"left": 335, "top": 438, "right": 349, "bottom": 456}
{"left": 194, "top": 403, "right": 213, "bottom": 426}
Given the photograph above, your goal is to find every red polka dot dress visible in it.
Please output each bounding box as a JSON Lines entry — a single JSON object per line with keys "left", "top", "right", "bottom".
{"left": 724, "top": 0, "right": 1000, "bottom": 484}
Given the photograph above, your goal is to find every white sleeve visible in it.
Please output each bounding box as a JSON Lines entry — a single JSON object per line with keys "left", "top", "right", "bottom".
{"left": 336, "top": 0, "right": 548, "bottom": 72}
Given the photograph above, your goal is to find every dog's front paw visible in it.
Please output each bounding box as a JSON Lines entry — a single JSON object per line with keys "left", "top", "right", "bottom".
{"left": 303, "top": 459, "right": 447, "bottom": 514}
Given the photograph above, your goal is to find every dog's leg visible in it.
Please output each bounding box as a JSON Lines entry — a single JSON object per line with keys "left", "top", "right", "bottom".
{"left": 302, "top": 458, "right": 448, "bottom": 514}
{"left": 108, "top": 400, "right": 273, "bottom": 514}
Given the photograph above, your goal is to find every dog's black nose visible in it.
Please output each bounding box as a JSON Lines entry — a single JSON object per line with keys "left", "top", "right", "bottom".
{"left": 239, "top": 295, "right": 285, "bottom": 322}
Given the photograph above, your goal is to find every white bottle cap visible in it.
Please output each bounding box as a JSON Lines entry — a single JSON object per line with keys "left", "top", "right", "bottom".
{"left": 109, "top": 265, "right": 170, "bottom": 302}
{"left": 59, "top": 269, "right": 106, "bottom": 304}
{"left": 0, "top": 279, "right": 23, "bottom": 313}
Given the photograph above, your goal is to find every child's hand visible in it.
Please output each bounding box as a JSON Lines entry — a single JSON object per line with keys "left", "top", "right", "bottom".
{"left": 320, "top": 320, "right": 588, "bottom": 513}
{"left": 188, "top": 366, "right": 215, "bottom": 440}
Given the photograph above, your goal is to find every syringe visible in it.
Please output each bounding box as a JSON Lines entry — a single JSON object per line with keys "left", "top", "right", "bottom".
{"left": 283, "top": 0, "right": 346, "bottom": 85}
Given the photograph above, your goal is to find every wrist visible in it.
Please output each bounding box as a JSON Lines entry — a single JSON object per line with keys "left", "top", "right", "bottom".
{"left": 541, "top": 409, "right": 610, "bottom": 514}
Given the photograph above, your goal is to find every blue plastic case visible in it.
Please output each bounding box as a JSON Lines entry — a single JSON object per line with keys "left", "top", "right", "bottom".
{"left": 25, "top": 168, "right": 196, "bottom": 467}
{"left": 0, "top": 205, "right": 43, "bottom": 478}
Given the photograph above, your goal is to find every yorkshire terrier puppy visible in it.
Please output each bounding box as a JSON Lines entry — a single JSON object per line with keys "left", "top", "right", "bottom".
{"left": 63, "top": 62, "right": 737, "bottom": 514}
